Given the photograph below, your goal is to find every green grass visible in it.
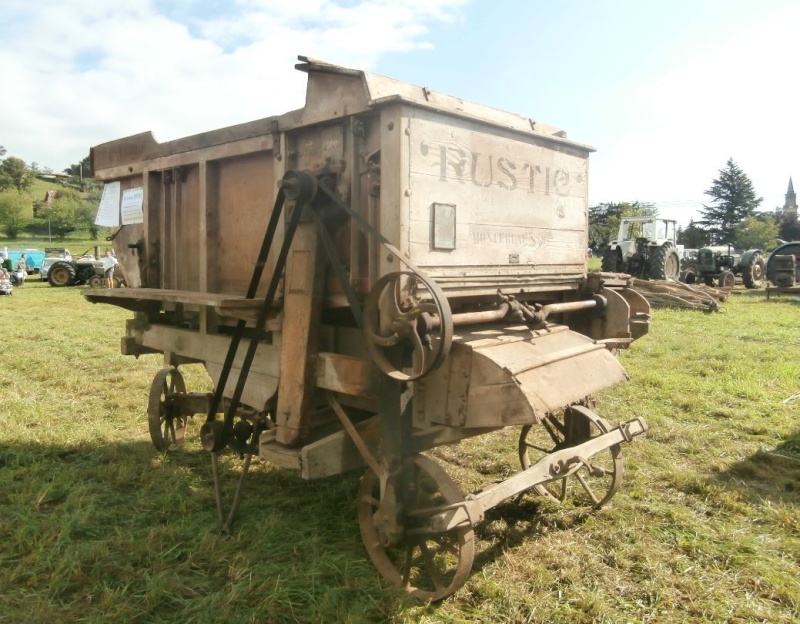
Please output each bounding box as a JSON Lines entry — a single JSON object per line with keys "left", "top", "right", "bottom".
{"left": 1, "top": 281, "right": 798, "bottom": 623}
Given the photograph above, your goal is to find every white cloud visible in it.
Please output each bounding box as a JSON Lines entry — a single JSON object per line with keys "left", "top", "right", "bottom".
{"left": 590, "top": 3, "right": 800, "bottom": 222}
{"left": 0, "top": 0, "right": 467, "bottom": 170}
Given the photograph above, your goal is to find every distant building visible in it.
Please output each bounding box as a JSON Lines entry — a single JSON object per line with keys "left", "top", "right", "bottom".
{"left": 784, "top": 177, "right": 798, "bottom": 217}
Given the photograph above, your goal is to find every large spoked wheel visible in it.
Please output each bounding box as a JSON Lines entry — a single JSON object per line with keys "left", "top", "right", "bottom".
{"left": 358, "top": 455, "right": 475, "bottom": 602}
{"left": 363, "top": 271, "right": 453, "bottom": 381}
{"left": 518, "top": 405, "right": 623, "bottom": 509}
{"left": 148, "top": 368, "right": 188, "bottom": 451}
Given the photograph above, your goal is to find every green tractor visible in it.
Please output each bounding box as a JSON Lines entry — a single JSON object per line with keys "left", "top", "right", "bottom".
{"left": 681, "top": 244, "right": 765, "bottom": 289}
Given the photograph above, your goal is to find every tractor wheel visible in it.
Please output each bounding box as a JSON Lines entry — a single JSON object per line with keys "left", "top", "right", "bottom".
{"left": 76, "top": 266, "right": 96, "bottom": 285}
{"left": 741, "top": 252, "right": 765, "bottom": 289}
{"left": 601, "top": 248, "right": 620, "bottom": 272}
{"left": 647, "top": 243, "right": 681, "bottom": 281}
{"left": 680, "top": 263, "right": 698, "bottom": 284}
{"left": 718, "top": 271, "right": 736, "bottom": 289}
{"left": 87, "top": 274, "right": 104, "bottom": 288}
{"left": 48, "top": 261, "right": 77, "bottom": 287}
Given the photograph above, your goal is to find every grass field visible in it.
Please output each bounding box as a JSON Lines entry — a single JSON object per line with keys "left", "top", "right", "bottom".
{"left": 1, "top": 279, "right": 798, "bottom": 623}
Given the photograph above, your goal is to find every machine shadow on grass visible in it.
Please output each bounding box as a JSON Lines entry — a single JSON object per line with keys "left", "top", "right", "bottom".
{"left": 1, "top": 432, "right": 597, "bottom": 612}
{"left": 712, "top": 427, "right": 800, "bottom": 505}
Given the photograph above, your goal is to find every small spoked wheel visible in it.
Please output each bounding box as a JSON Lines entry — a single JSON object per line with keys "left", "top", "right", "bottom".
{"left": 148, "top": 368, "right": 188, "bottom": 451}
{"left": 363, "top": 271, "right": 453, "bottom": 381}
{"left": 518, "top": 404, "right": 623, "bottom": 509}
{"left": 358, "top": 455, "right": 475, "bottom": 601}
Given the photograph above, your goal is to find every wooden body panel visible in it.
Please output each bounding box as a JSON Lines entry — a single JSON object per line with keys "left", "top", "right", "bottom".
{"left": 405, "top": 111, "right": 588, "bottom": 273}
{"left": 415, "top": 324, "right": 627, "bottom": 428}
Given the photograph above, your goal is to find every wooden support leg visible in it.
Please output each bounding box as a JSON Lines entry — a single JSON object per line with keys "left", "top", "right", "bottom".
{"left": 275, "top": 220, "right": 326, "bottom": 446}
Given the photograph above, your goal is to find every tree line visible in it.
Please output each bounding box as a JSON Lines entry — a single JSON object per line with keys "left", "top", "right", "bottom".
{"left": 590, "top": 158, "right": 800, "bottom": 252}
{"left": 0, "top": 145, "right": 101, "bottom": 240}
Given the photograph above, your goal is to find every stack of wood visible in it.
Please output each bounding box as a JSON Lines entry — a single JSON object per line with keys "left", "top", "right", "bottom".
{"left": 629, "top": 278, "right": 729, "bottom": 312}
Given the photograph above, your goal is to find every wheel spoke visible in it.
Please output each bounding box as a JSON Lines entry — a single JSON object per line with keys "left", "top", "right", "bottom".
{"left": 524, "top": 441, "right": 554, "bottom": 454}
{"left": 402, "top": 545, "right": 415, "bottom": 588}
{"left": 575, "top": 471, "right": 600, "bottom": 506}
{"left": 365, "top": 330, "right": 399, "bottom": 347}
{"left": 409, "top": 330, "right": 428, "bottom": 378}
{"left": 419, "top": 540, "right": 446, "bottom": 592}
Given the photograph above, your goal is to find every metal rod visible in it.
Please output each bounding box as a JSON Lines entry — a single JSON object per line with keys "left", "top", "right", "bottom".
{"left": 221, "top": 454, "right": 253, "bottom": 535}
{"left": 539, "top": 299, "right": 598, "bottom": 317}
{"left": 428, "top": 303, "right": 510, "bottom": 328}
{"left": 327, "top": 392, "right": 381, "bottom": 477}
{"left": 451, "top": 303, "right": 511, "bottom": 326}
{"left": 210, "top": 453, "right": 226, "bottom": 532}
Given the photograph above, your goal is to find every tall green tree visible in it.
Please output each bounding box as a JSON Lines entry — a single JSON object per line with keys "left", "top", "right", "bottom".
{"left": 0, "top": 145, "right": 6, "bottom": 157}
{"left": 677, "top": 218, "right": 709, "bottom": 248}
{"left": 588, "top": 201, "right": 658, "bottom": 250}
{"left": 772, "top": 209, "right": 800, "bottom": 243}
{"left": 699, "top": 158, "right": 762, "bottom": 244}
{"left": 0, "top": 156, "right": 35, "bottom": 194}
{"left": 733, "top": 214, "right": 778, "bottom": 250}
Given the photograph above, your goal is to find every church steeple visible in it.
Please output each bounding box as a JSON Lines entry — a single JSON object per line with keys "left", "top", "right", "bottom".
{"left": 784, "top": 177, "right": 797, "bottom": 216}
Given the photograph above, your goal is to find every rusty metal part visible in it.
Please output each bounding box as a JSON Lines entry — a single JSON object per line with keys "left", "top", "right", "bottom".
{"left": 518, "top": 404, "right": 623, "bottom": 509}
{"left": 327, "top": 392, "right": 381, "bottom": 477}
{"left": 363, "top": 271, "right": 453, "bottom": 381}
{"left": 209, "top": 451, "right": 255, "bottom": 536}
{"left": 449, "top": 302, "right": 511, "bottom": 326}
{"left": 415, "top": 417, "right": 646, "bottom": 535}
{"left": 523, "top": 296, "right": 604, "bottom": 325}
{"left": 358, "top": 455, "right": 475, "bottom": 601}
{"left": 148, "top": 368, "right": 187, "bottom": 451}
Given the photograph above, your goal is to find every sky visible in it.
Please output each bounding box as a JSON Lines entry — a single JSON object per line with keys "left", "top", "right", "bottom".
{"left": 1, "top": 0, "right": 798, "bottom": 226}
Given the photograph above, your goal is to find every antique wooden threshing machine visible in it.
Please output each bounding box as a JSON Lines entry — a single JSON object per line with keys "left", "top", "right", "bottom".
{"left": 86, "top": 57, "right": 651, "bottom": 600}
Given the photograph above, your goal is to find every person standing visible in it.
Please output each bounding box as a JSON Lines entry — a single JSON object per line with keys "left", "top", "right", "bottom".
{"left": 102, "top": 250, "right": 119, "bottom": 288}
{"left": 16, "top": 254, "right": 26, "bottom": 285}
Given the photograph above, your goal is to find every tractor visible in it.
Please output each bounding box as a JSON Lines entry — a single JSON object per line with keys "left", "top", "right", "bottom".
{"left": 681, "top": 244, "right": 765, "bottom": 289}
{"left": 601, "top": 217, "right": 682, "bottom": 280}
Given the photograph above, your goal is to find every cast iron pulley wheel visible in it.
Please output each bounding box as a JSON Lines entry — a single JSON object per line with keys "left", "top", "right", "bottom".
{"left": 741, "top": 252, "right": 765, "bottom": 289}
{"left": 363, "top": 271, "right": 453, "bottom": 381}
{"left": 518, "top": 404, "right": 623, "bottom": 509}
{"left": 358, "top": 455, "right": 475, "bottom": 602}
{"left": 87, "top": 274, "right": 104, "bottom": 288}
{"left": 148, "top": 368, "right": 188, "bottom": 451}
{"left": 600, "top": 248, "right": 620, "bottom": 272}
{"left": 48, "top": 261, "right": 76, "bottom": 287}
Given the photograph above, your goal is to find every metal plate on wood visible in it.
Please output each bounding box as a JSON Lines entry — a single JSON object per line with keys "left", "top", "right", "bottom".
{"left": 432, "top": 202, "right": 457, "bottom": 250}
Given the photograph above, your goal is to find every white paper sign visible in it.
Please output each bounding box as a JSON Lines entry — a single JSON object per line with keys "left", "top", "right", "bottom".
{"left": 120, "top": 187, "right": 144, "bottom": 225}
{"left": 95, "top": 181, "right": 121, "bottom": 226}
